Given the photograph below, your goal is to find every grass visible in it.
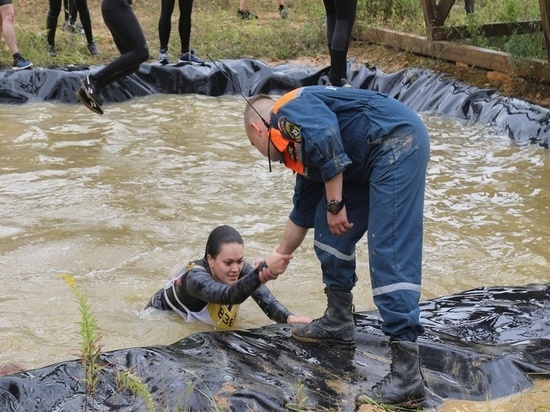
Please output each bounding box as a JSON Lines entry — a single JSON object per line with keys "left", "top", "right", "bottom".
{"left": 3, "top": 0, "right": 328, "bottom": 68}
{"left": 3, "top": 0, "right": 546, "bottom": 69}
{"left": 353, "top": 0, "right": 548, "bottom": 62}
{"left": 62, "top": 275, "right": 155, "bottom": 411}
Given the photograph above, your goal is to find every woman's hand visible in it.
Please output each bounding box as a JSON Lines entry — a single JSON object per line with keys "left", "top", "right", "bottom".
{"left": 255, "top": 259, "right": 274, "bottom": 283}
{"left": 287, "top": 314, "right": 311, "bottom": 324}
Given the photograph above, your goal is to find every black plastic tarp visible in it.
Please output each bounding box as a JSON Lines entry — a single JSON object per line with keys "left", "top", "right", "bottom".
{"left": 0, "top": 284, "right": 549, "bottom": 411}
{"left": 0, "top": 59, "right": 548, "bottom": 147}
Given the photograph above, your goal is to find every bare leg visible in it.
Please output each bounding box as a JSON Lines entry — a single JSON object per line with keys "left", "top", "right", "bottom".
{"left": 0, "top": 4, "right": 19, "bottom": 54}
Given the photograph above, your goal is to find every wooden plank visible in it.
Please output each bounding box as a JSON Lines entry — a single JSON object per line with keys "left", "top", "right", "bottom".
{"left": 539, "top": 0, "right": 550, "bottom": 61}
{"left": 420, "top": 0, "right": 437, "bottom": 38}
{"left": 356, "top": 27, "right": 550, "bottom": 82}
{"left": 431, "top": 21, "right": 542, "bottom": 41}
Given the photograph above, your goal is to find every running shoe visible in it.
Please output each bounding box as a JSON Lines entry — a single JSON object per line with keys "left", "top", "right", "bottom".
{"left": 76, "top": 88, "right": 104, "bottom": 115}
{"left": 87, "top": 42, "right": 100, "bottom": 56}
{"left": 237, "top": 8, "right": 258, "bottom": 19}
{"left": 63, "top": 20, "right": 75, "bottom": 32}
{"left": 178, "top": 50, "right": 204, "bottom": 65}
{"left": 80, "top": 75, "right": 103, "bottom": 106}
{"left": 327, "top": 78, "right": 353, "bottom": 88}
{"left": 158, "top": 50, "right": 169, "bottom": 65}
{"left": 12, "top": 55, "right": 33, "bottom": 71}
{"left": 279, "top": 5, "right": 288, "bottom": 19}
{"left": 75, "top": 22, "right": 85, "bottom": 35}
{"left": 48, "top": 45, "right": 57, "bottom": 57}
{"left": 341, "top": 79, "right": 353, "bottom": 88}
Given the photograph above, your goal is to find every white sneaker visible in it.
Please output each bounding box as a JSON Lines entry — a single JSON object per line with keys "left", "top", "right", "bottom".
{"left": 158, "top": 51, "right": 169, "bottom": 65}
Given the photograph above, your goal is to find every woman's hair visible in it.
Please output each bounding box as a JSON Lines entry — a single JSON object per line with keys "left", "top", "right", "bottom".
{"left": 204, "top": 225, "right": 244, "bottom": 259}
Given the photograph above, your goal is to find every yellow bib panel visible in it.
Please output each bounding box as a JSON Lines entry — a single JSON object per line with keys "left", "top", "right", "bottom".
{"left": 206, "top": 303, "right": 240, "bottom": 329}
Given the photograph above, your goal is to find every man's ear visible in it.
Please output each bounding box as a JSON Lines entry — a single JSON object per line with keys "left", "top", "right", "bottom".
{"left": 250, "top": 122, "right": 262, "bottom": 136}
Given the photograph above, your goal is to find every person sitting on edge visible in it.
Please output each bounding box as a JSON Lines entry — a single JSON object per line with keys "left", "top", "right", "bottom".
{"left": 146, "top": 225, "right": 311, "bottom": 328}
{"left": 0, "top": 0, "right": 32, "bottom": 70}
{"left": 237, "top": 0, "right": 287, "bottom": 20}
{"left": 243, "top": 85, "right": 430, "bottom": 410}
{"left": 75, "top": 0, "right": 149, "bottom": 115}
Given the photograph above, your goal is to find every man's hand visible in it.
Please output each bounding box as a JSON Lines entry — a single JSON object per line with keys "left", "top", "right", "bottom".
{"left": 255, "top": 259, "right": 276, "bottom": 283}
{"left": 265, "top": 246, "right": 293, "bottom": 275}
{"left": 255, "top": 247, "right": 293, "bottom": 283}
{"left": 328, "top": 206, "right": 354, "bottom": 235}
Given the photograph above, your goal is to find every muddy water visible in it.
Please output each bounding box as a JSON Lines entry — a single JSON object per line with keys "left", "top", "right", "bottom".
{"left": 0, "top": 95, "right": 548, "bottom": 410}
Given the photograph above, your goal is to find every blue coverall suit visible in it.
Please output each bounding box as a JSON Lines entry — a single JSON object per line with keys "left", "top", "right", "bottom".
{"left": 269, "top": 86, "right": 430, "bottom": 341}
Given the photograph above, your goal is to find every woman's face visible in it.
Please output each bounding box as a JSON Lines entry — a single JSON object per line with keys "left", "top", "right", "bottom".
{"left": 208, "top": 242, "right": 244, "bottom": 284}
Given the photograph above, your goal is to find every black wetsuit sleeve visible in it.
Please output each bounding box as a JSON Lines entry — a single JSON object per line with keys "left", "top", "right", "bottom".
{"left": 251, "top": 284, "right": 293, "bottom": 324}
{"left": 185, "top": 261, "right": 262, "bottom": 305}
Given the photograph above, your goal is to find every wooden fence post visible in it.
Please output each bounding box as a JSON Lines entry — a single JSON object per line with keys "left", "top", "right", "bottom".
{"left": 539, "top": 0, "right": 550, "bottom": 62}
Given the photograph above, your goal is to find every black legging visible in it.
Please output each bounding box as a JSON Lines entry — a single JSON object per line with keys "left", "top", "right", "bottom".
{"left": 91, "top": 0, "right": 149, "bottom": 89}
{"left": 158, "top": 0, "right": 194, "bottom": 54}
{"left": 63, "top": 0, "right": 77, "bottom": 24}
{"left": 323, "top": 0, "right": 357, "bottom": 83}
{"left": 46, "top": 0, "right": 94, "bottom": 45}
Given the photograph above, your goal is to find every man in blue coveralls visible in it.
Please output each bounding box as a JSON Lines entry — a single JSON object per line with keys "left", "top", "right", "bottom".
{"left": 243, "top": 85, "right": 430, "bottom": 409}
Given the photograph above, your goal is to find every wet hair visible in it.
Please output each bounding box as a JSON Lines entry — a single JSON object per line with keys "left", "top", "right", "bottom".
{"left": 204, "top": 225, "right": 244, "bottom": 259}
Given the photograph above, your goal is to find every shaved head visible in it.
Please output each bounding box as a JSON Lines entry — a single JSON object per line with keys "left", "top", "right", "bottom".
{"left": 243, "top": 94, "right": 275, "bottom": 135}
{"left": 243, "top": 94, "right": 278, "bottom": 159}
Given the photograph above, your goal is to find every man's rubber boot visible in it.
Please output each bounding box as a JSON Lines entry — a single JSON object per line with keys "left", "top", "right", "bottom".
{"left": 355, "top": 340, "right": 426, "bottom": 410}
{"left": 291, "top": 288, "right": 355, "bottom": 349}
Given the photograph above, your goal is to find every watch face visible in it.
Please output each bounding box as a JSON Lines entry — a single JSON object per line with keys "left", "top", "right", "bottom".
{"left": 327, "top": 200, "right": 343, "bottom": 214}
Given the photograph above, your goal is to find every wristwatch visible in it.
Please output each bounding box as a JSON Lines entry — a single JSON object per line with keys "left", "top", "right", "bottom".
{"left": 326, "top": 199, "right": 345, "bottom": 214}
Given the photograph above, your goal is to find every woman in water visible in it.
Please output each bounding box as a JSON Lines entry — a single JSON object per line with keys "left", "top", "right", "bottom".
{"left": 147, "top": 225, "right": 310, "bottom": 328}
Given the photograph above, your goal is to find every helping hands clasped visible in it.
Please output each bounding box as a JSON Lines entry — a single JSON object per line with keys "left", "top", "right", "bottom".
{"left": 256, "top": 246, "right": 293, "bottom": 283}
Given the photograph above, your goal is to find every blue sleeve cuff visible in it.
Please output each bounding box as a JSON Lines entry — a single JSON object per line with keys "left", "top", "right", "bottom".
{"left": 289, "top": 208, "right": 316, "bottom": 228}
{"left": 320, "top": 153, "right": 352, "bottom": 181}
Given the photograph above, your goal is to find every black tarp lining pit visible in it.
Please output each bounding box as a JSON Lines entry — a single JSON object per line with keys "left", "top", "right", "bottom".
{"left": 0, "top": 59, "right": 548, "bottom": 147}
{"left": 0, "top": 284, "right": 549, "bottom": 411}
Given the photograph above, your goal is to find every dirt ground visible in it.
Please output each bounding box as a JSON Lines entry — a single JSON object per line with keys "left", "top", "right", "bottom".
{"left": 271, "top": 41, "right": 550, "bottom": 109}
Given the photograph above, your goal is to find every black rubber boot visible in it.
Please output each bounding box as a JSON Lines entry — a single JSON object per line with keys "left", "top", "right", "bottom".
{"left": 355, "top": 340, "right": 426, "bottom": 409}
{"left": 291, "top": 288, "right": 355, "bottom": 349}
